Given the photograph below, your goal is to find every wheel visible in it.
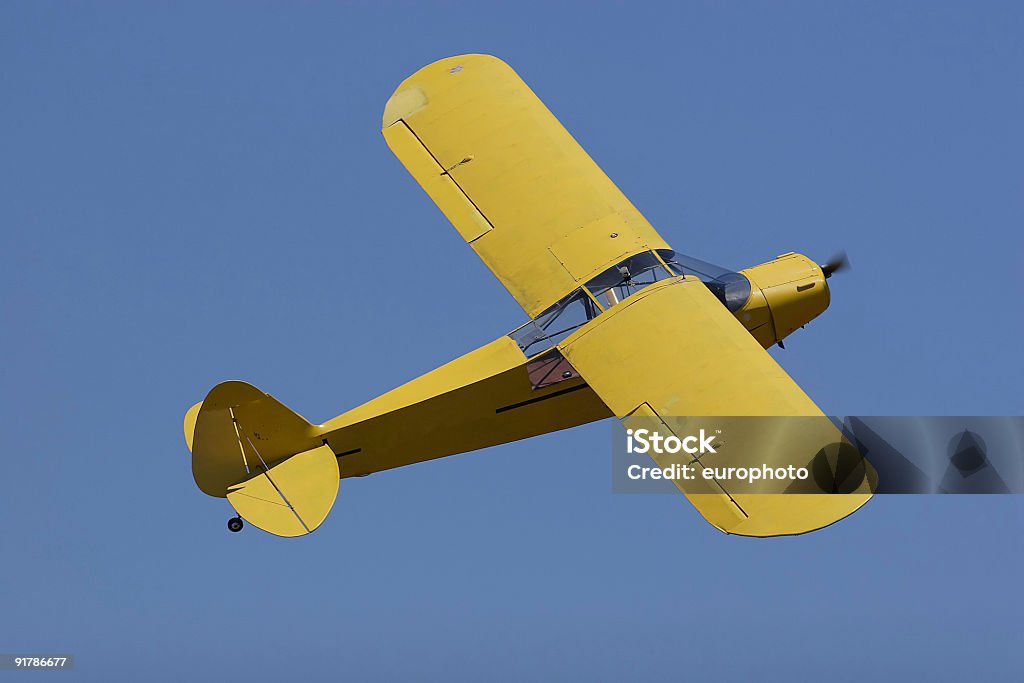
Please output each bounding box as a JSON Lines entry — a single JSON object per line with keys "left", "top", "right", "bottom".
{"left": 227, "top": 517, "right": 244, "bottom": 533}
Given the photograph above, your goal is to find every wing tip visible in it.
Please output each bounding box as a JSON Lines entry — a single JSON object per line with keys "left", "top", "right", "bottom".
{"left": 381, "top": 53, "right": 510, "bottom": 129}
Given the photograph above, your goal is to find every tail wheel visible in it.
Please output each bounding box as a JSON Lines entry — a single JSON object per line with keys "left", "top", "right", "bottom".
{"left": 227, "top": 517, "right": 244, "bottom": 533}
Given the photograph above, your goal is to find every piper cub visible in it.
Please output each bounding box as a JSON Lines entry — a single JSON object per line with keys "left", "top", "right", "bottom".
{"left": 184, "top": 55, "right": 870, "bottom": 538}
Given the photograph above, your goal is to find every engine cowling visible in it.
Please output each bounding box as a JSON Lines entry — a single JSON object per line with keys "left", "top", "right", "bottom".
{"left": 737, "top": 252, "right": 830, "bottom": 348}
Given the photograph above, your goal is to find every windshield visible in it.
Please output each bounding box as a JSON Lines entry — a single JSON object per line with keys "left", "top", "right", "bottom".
{"left": 657, "top": 249, "right": 751, "bottom": 312}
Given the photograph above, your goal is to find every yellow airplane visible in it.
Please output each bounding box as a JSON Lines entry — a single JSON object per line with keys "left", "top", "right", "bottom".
{"left": 183, "top": 55, "right": 873, "bottom": 539}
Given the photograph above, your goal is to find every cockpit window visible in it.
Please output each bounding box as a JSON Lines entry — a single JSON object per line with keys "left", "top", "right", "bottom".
{"left": 585, "top": 252, "right": 674, "bottom": 309}
{"left": 510, "top": 251, "right": 677, "bottom": 357}
{"left": 657, "top": 249, "right": 751, "bottom": 312}
{"left": 510, "top": 289, "right": 601, "bottom": 356}
{"left": 510, "top": 249, "right": 750, "bottom": 358}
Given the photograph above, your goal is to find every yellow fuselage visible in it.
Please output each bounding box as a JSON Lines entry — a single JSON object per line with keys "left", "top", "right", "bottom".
{"left": 318, "top": 252, "right": 831, "bottom": 478}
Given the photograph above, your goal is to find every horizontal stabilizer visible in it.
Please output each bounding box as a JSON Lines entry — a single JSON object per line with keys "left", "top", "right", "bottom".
{"left": 227, "top": 444, "right": 339, "bottom": 537}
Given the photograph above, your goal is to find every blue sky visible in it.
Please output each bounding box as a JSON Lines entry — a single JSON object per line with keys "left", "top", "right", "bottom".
{"left": 1, "top": 1, "right": 1022, "bottom": 680}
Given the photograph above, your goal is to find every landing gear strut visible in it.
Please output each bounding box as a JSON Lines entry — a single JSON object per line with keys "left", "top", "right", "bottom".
{"left": 227, "top": 516, "right": 244, "bottom": 533}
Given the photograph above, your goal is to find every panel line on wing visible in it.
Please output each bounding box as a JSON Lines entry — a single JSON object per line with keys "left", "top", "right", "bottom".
{"left": 397, "top": 119, "right": 497, "bottom": 242}
{"left": 628, "top": 402, "right": 750, "bottom": 519}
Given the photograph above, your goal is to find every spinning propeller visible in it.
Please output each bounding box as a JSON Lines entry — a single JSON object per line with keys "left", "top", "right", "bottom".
{"left": 821, "top": 250, "right": 851, "bottom": 279}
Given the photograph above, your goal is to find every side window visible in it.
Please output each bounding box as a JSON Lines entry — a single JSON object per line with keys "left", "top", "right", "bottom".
{"left": 510, "top": 251, "right": 690, "bottom": 358}
{"left": 510, "top": 290, "right": 601, "bottom": 357}
{"left": 585, "top": 252, "right": 673, "bottom": 308}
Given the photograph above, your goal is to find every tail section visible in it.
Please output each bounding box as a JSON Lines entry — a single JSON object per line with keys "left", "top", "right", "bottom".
{"left": 184, "top": 381, "right": 339, "bottom": 537}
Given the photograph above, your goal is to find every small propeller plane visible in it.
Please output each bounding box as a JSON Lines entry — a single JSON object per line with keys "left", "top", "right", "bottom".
{"left": 183, "top": 55, "right": 872, "bottom": 539}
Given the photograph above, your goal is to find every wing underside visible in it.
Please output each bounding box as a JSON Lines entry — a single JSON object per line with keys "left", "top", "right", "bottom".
{"left": 383, "top": 54, "right": 670, "bottom": 317}
{"left": 383, "top": 55, "right": 872, "bottom": 536}
{"left": 558, "top": 277, "right": 874, "bottom": 537}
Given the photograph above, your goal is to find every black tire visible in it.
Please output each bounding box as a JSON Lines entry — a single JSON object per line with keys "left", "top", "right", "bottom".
{"left": 227, "top": 517, "right": 244, "bottom": 533}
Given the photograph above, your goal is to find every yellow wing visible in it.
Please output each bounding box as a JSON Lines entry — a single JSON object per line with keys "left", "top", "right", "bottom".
{"left": 383, "top": 54, "right": 670, "bottom": 318}
{"left": 384, "top": 54, "right": 872, "bottom": 536}
{"left": 558, "top": 276, "right": 874, "bottom": 537}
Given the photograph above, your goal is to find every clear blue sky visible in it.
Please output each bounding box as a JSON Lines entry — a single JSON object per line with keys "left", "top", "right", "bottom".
{"left": 2, "top": 2, "right": 1022, "bottom": 680}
